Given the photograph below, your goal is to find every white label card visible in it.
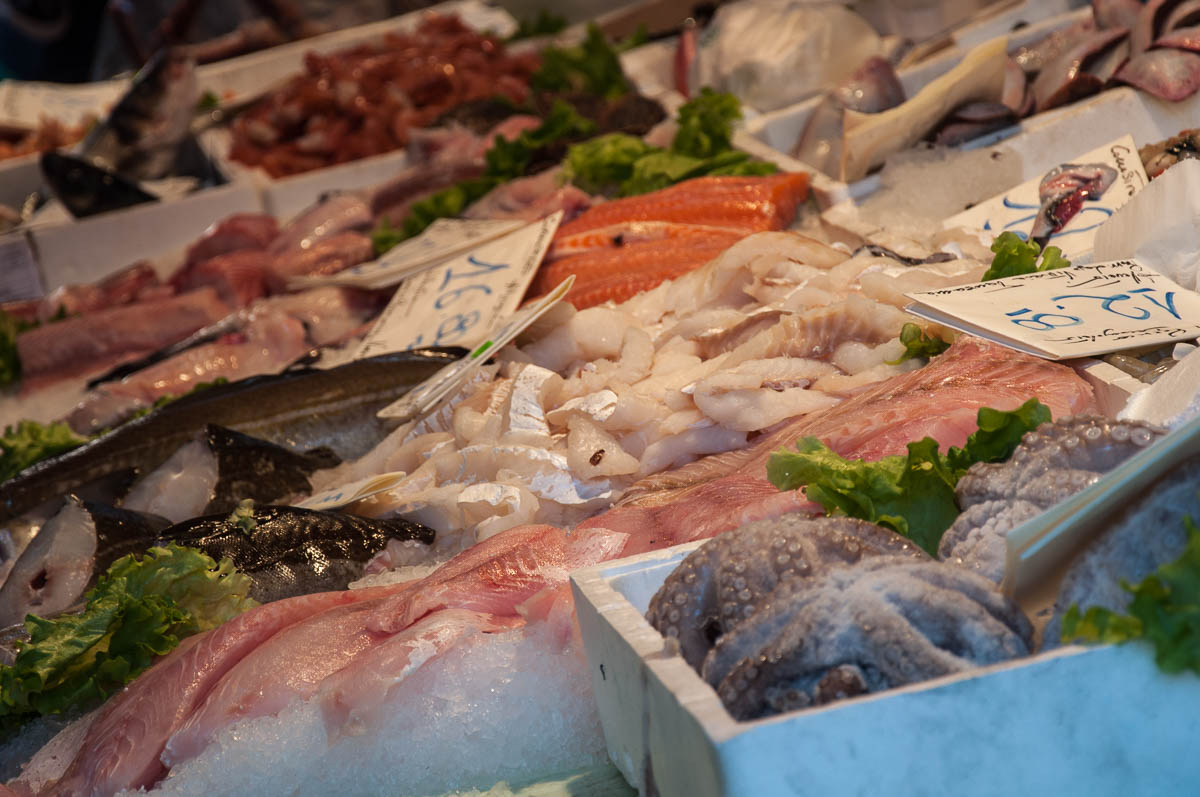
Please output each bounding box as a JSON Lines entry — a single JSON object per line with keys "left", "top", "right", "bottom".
{"left": 943, "top": 135, "right": 1148, "bottom": 261}
{"left": 354, "top": 211, "right": 562, "bottom": 360}
{"left": 0, "top": 80, "right": 124, "bottom": 130}
{"left": 289, "top": 218, "right": 524, "bottom": 290}
{"left": 294, "top": 471, "right": 409, "bottom": 510}
{"left": 905, "top": 260, "right": 1200, "bottom": 360}
{"left": 377, "top": 274, "right": 575, "bottom": 421}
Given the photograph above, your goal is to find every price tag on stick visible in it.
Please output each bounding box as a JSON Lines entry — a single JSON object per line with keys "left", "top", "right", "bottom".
{"left": 904, "top": 260, "right": 1200, "bottom": 360}
{"left": 377, "top": 274, "right": 575, "bottom": 421}
{"left": 354, "top": 211, "right": 562, "bottom": 360}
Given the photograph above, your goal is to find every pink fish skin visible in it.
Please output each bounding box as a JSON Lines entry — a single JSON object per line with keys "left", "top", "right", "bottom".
{"left": 316, "top": 608, "right": 523, "bottom": 741}
{"left": 16, "top": 288, "right": 231, "bottom": 382}
{"left": 65, "top": 311, "right": 310, "bottom": 435}
{"left": 37, "top": 585, "right": 405, "bottom": 797}
{"left": 580, "top": 337, "right": 1095, "bottom": 556}
{"left": 184, "top": 213, "right": 279, "bottom": 267}
{"left": 366, "top": 525, "right": 627, "bottom": 635}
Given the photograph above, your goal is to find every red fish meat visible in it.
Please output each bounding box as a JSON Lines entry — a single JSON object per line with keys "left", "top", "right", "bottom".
{"left": 552, "top": 173, "right": 810, "bottom": 239}
{"left": 16, "top": 288, "right": 231, "bottom": 382}
{"left": 530, "top": 229, "right": 746, "bottom": 308}
{"left": 580, "top": 337, "right": 1096, "bottom": 556}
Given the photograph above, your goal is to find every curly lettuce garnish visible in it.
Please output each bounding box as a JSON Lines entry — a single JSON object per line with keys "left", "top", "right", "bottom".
{"left": 0, "top": 544, "right": 256, "bottom": 731}
{"left": 767, "top": 399, "right": 1052, "bottom": 555}
{"left": 0, "top": 420, "right": 87, "bottom": 483}
{"left": 886, "top": 323, "right": 950, "bottom": 364}
{"left": 1062, "top": 515, "right": 1200, "bottom": 674}
{"left": 982, "top": 231, "right": 1070, "bottom": 282}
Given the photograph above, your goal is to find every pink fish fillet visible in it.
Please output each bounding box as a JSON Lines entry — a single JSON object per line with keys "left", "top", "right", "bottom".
{"left": 366, "top": 524, "right": 627, "bottom": 635}
{"left": 65, "top": 311, "right": 310, "bottom": 434}
{"left": 317, "top": 608, "right": 524, "bottom": 741}
{"left": 16, "top": 288, "right": 231, "bottom": 382}
{"left": 184, "top": 212, "right": 279, "bottom": 266}
{"left": 36, "top": 585, "right": 405, "bottom": 797}
{"left": 164, "top": 598, "right": 405, "bottom": 766}
{"left": 580, "top": 337, "right": 1095, "bottom": 556}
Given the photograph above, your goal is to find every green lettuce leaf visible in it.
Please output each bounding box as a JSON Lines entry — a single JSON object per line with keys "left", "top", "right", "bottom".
{"left": 508, "top": 10, "right": 567, "bottom": 41}
{"left": 1062, "top": 516, "right": 1200, "bottom": 674}
{"left": 885, "top": 322, "right": 950, "bottom": 364}
{"left": 562, "top": 133, "right": 658, "bottom": 194}
{"left": 672, "top": 87, "right": 742, "bottom": 159}
{"left": 531, "top": 24, "right": 631, "bottom": 99}
{"left": 981, "top": 231, "right": 1071, "bottom": 281}
{"left": 0, "top": 544, "right": 256, "bottom": 729}
{"left": 371, "top": 217, "right": 405, "bottom": 257}
{"left": 766, "top": 399, "right": 1052, "bottom": 555}
{"left": 0, "top": 420, "right": 87, "bottom": 483}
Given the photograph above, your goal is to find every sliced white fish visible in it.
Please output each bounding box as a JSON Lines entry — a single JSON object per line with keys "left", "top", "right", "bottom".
{"left": 0, "top": 498, "right": 96, "bottom": 627}
{"left": 121, "top": 439, "right": 218, "bottom": 523}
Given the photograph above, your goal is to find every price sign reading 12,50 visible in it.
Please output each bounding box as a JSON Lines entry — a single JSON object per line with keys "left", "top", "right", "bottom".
{"left": 903, "top": 260, "right": 1200, "bottom": 360}
{"left": 354, "top": 211, "right": 562, "bottom": 360}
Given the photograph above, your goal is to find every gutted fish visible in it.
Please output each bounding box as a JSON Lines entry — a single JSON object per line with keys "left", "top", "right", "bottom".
{"left": 38, "top": 152, "right": 158, "bottom": 219}
{"left": 122, "top": 425, "right": 340, "bottom": 523}
{"left": 0, "top": 497, "right": 171, "bottom": 627}
{"left": 1030, "top": 162, "right": 1118, "bottom": 244}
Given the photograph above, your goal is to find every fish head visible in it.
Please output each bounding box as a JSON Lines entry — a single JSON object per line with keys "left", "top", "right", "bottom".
{"left": 39, "top": 152, "right": 158, "bottom": 218}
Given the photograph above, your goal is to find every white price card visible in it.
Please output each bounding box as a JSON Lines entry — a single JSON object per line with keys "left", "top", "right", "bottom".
{"left": 0, "top": 79, "right": 124, "bottom": 130}
{"left": 944, "top": 135, "right": 1148, "bottom": 261}
{"left": 294, "top": 471, "right": 409, "bottom": 510}
{"left": 905, "top": 260, "right": 1200, "bottom": 360}
{"left": 290, "top": 218, "right": 524, "bottom": 290}
{"left": 377, "top": 274, "right": 575, "bottom": 421}
{"left": 354, "top": 211, "right": 561, "bottom": 360}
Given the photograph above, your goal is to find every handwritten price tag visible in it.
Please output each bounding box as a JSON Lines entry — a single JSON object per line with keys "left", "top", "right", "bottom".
{"left": 290, "top": 218, "right": 524, "bottom": 291}
{"left": 905, "top": 260, "right": 1200, "bottom": 360}
{"left": 0, "top": 79, "right": 124, "bottom": 130}
{"left": 354, "top": 211, "right": 562, "bottom": 360}
{"left": 944, "top": 135, "right": 1147, "bottom": 261}
{"left": 377, "top": 274, "right": 575, "bottom": 421}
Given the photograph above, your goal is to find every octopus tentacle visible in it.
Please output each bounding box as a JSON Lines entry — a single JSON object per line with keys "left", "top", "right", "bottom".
{"left": 711, "top": 558, "right": 1033, "bottom": 721}
{"left": 646, "top": 515, "right": 924, "bottom": 669}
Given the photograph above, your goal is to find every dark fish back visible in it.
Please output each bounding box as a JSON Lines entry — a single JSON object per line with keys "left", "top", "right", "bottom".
{"left": 202, "top": 425, "right": 341, "bottom": 514}
{"left": 85, "top": 501, "right": 173, "bottom": 573}
{"left": 157, "top": 506, "right": 435, "bottom": 602}
{"left": 0, "top": 348, "right": 461, "bottom": 524}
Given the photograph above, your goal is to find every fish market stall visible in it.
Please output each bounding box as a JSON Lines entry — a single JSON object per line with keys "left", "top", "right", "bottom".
{"left": 3, "top": 1, "right": 1200, "bottom": 796}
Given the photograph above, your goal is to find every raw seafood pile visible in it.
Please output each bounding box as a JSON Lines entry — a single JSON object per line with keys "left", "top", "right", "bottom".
{"left": 228, "top": 14, "right": 540, "bottom": 176}
{"left": 321, "top": 231, "right": 1001, "bottom": 555}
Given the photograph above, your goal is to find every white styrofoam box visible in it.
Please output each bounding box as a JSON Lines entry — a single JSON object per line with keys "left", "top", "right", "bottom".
{"left": 743, "top": 7, "right": 1091, "bottom": 187}
{"left": 951, "top": 0, "right": 1076, "bottom": 50}
{"left": 1075, "top": 358, "right": 1150, "bottom": 419}
{"left": 572, "top": 543, "right": 1200, "bottom": 797}
{"left": 194, "top": 0, "right": 517, "bottom": 107}
{"left": 30, "top": 182, "right": 263, "bottom": 291}
{"left": 0, "top": 154, "right": 41, "bottom": 213}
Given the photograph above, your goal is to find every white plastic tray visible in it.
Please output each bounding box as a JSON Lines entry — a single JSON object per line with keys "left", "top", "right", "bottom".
{"left": 571, "top": 542, "right": 1200, "bottom": 796}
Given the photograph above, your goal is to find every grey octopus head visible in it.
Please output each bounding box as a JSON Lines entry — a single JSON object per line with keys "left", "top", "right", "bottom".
{"left": 645, "top": 515, "right": 926, "bottom": 670}
{"left": 704, "top": 557, "right": 1034, "bottom": 721}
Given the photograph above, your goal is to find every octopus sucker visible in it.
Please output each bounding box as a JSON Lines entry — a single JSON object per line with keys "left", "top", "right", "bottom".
{"left": 644, "top": 515, "right": 925, "bottom": 670}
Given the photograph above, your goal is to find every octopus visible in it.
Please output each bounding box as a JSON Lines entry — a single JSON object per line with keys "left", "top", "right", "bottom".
{"left": 645, "top": 515, "right": 926, "bottom": 670}
{"left": 941, "top": 416, "right": 1165, "bottom": 583}
{"left": 1045, "top": 453, "right": 1200, "bottom": 647}
{"left": 702, "top": 557, "right": 1034, "bottom": 721}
